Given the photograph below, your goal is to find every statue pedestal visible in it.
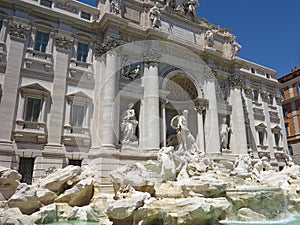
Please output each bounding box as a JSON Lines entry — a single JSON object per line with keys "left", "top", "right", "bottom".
{"left": 121, "top": 142, "right": 138, "bottom": 150}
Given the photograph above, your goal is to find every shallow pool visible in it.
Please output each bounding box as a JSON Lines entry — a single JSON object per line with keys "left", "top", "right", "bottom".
{"left": 44, "top": 217, "right": 300, "bottom": 225}
{"left": 220, "top": 216, "right": 300, "bottom": 225}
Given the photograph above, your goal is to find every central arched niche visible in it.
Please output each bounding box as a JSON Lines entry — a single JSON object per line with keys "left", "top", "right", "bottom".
{"left": 161, "top": 72, "right": 201, "bottom": 149}
{"left": 165, "top": 74, "right": 198, "bottom": 101}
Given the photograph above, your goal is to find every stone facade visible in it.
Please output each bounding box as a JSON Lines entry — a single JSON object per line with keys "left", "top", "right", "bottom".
{"left": 278, "top": 68, "right": 300, "bottom": 164}
{"left": 0, "top": 0, "right": 288, "bottom": 185}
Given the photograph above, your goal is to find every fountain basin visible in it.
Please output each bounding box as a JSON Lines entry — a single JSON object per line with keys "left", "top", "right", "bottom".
{"left": 226, "top": 186, "right": 288, "bottom": 222}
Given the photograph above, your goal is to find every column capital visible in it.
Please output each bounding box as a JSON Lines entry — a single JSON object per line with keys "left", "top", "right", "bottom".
{"left": 143, "top": 50, "right": 161, "bottom": 65}
{"left": 94, "top": 37, "right": 123, "bottom": 58}
{"left": 8, "top": 22, "right": 31, "bottom": 40}
{"left": 54, "top": 35, "right": 74, "bottom": 52}
{"left": 160, "top": 98, "right": 169, "bottom": 105}
{"left": 260, "top": 90, "right": 269, "bottom": 102}
{"left": 194, "top": 105, "right": 205, "bottom": 114}
{"left": 243, "top": 85, "right": 253, "bottom": 97}
{"left": 228, "top": 74, "right": 242, "bottom": 89}
{"left": 205, "top": 67, "right": 216, "bottom": 81}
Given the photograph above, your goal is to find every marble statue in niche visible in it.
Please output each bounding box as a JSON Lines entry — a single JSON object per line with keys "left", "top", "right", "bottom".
{"left": 149, "top": 2, "right": 161, "bottom": 28}
{"left": 220, "top": 117, "right": 231, "bottom": 151}
{"left": 120, "top": 107, "right": 138, "bottom": 144}
{"left": 171, "top": 109, "right": 198, "bottom": 153}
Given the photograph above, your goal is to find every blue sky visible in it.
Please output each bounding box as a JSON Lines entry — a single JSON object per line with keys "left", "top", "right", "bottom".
{"left": 79, "top": 0, "right": 300, "bottom": 78}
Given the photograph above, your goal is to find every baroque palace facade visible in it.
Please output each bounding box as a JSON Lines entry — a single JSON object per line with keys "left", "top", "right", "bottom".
{"left": 0, "top": 0, "right": 288, "bottom": 185}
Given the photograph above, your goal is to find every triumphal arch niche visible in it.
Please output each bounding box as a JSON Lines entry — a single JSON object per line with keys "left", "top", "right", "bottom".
{"left": 90, "top": 0, "right": 287, "bottom": 172}
{"left": 91, "top": 0, "right": 287, "bottom": 172}
{"left": 97, "top": 40, "right": 239, "bottom": 158}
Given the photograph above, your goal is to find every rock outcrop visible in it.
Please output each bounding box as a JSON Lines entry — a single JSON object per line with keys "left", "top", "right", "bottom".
{"left": 0, "top": 166, "right": 21, "bottom": 200}
{"left": 0, "top": 207, "right": 34, "bottom": 225}
{"left": 8, "top": 183, "right": 42, "bottom": 214}
{"left": 55, "top": 177, "right": 94, "bottom": 207}
{"left": 39, "top": 165, "right": 81, "bottom": 194}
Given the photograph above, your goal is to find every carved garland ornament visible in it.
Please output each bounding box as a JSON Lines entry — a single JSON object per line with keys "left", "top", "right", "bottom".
{"left": 8, "top": 22, "right": 31, "bottom": 40}
{"left": 94, "top": 38, "right": 121, "bottom": 57}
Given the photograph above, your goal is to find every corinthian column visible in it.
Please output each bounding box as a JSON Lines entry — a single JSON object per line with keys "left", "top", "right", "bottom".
{"left": 140, "top": 53, "right": 160, "bottom": 150}
{"left": 204, "top": 68, "right": 220, "bottom": 153}
{"left": 228, "top": 73, "right": 247, "bottom": 154}
{"left": 100, "top": 49, "right": 120, "bottom": 149}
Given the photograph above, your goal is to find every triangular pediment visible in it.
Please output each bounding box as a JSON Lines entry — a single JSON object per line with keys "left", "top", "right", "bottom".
{"left": 20, "top": 83, "right": 51, "bottom": 94}
{"left": 66, "top": 91, "right": 91, "bottom": 99}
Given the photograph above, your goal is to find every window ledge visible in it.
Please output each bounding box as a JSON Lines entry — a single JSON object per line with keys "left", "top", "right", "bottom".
{"left": 252, "top": 101, "right": 262, "bottom": 106}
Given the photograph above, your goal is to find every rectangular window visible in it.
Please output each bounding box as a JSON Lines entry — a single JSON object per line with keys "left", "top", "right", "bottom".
{"left": 258, "top": 131, "right": 264, "bottom": 146}
{"left": 268, "top": 94, "right": 273, "bottom": 105}
{"left": 77, "top": 42, "right": 89, "bottom": 62}
{"left": 253, "top": 89, "right": 259, "bottom": 102}
{"left": 285, "top": 123, "right": 290, "bottom": 137}
{"left": 18, "top": 157, "right": 35, "bottom": 184}
{"left": 283, "top": 107, "right": 288, "bottom": 118}
{"left": 288, "top": 146, "right": 294, "bottom": 155}
{"left": 251, "top": 68, "right": 255, "bottom": 74}
{"left": 34, "top": 31, "right": 49, "bottom": 52}
{"left": 69, "top": 159, "right": 82, "bottom": 167}
{"left": 274, "top": 133, "right": 280, "bottom": 147}
{"left": 280, "top": 89, "right": 285, "bottom": 100}
{"left": 81, "top": 11, "right": 91, "bottom": 20}
{"left": 71, "top": 104, "right": 85, "bottom": 127}
{"left": 25, "top": 98, "right": 42, "bottom": 122}
{"left": 297, "top": 83, "right": 300, "bottom": 95}
{"left": 40, "top": 0, "right": 52, "bottom": 8}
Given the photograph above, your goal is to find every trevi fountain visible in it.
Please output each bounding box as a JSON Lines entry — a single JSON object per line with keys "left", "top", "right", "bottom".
{"left": 0, "top": 0, "right": 299, "bottom": 224}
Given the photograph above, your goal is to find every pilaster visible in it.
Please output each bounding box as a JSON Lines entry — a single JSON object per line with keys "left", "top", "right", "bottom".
{"left": 46, "top": 34, "right": 73, "bottom": 148}
{"left": 0, "top": 22, "right": 30, "bottom": 167}
{"left": 0, "top": 22, "right": 30, "bottom": 143}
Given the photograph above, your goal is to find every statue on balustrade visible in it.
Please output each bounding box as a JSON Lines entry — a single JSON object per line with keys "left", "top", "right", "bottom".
{"left": 171, "top": 109, "right": 198, "bottom": 153}
{"left": 183, "top": 0, "right": 199, "bottom": 18}
{"left": 120, "top": 107, "right": 138, "bottom": 144}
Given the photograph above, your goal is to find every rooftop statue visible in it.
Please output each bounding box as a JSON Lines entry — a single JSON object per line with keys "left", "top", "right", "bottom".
{"left": 149, "top": 2, "right": 161, "bottom": 28}
{"left": 183, "top": 0, "right": 199, "bottom": 18}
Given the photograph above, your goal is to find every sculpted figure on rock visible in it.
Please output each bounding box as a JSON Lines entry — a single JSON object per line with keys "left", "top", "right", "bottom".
{"left": 171, "top": 109, "right": 198, "bottom": 154}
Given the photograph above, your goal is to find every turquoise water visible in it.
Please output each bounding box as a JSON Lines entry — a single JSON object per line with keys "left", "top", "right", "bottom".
{"left": 44, "top": 217, "right": 300, "bottom": 225}
{"left": 45, "top": 222, "right": 98, "bottom": 225}
{"left": 220, "top": 216, "right": 300, "bottom": 225}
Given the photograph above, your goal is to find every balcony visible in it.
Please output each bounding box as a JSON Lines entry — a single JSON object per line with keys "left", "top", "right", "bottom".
{"left": 23, "top": 48, "right": 54, "bottom": 76}
{"left": 62, "top": 125, "right": 91, "bottom": 147}
{"left": 14, "top": 120, "right": 47, "bottom": 143}
{"left": 69, "top": 58, "right": 93, "bottom": 80}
